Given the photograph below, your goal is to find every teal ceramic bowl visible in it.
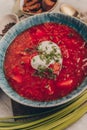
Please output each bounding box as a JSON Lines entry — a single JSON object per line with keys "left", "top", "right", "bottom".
{"left": 0, "top": 13, "right": 87, "bottom": 107}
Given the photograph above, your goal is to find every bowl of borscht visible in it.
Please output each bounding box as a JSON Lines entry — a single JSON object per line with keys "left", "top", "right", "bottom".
{"left": 0, "top": 13, "right": 87, "bottom": 107}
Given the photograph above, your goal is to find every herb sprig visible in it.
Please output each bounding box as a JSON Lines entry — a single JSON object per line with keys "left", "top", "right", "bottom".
{"left": 33, "top": 65, "right": 57, "bottom": 80}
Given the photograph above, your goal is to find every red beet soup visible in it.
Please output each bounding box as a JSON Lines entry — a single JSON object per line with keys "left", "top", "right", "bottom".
{"left": 4, "top": 22, "right": 87, "bottom": 101}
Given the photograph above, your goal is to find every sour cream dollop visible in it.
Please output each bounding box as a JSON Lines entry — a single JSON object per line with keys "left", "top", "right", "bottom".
{"left": 31, "top": 41, "right": 63, "bottom": 73}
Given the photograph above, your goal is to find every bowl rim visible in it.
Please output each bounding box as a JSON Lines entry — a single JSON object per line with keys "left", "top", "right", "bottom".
{"left": 0, "top": 12, "right": 87, "bottom": 108}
